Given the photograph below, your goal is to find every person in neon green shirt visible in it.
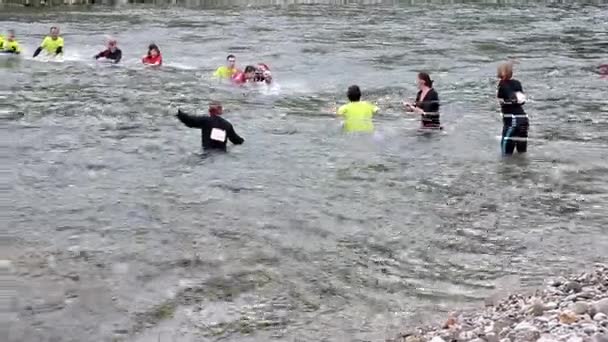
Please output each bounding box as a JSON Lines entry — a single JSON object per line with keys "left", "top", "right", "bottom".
{"left": 33, "top": 26, "right": 64, "bottom": 58}
{"left": 336, "top": 85, "right": 379, "bottom": 133}
{"left": 0, "top": 34, "right": 5, "bottom": 50}
{"left": 213, "top": 54, "right": 239, "bottom": 79}
{"left": 1, "top": 30, "right": 22, "bottom": 54}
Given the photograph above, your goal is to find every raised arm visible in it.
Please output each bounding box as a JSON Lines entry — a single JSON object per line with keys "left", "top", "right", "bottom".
{"left": 176, "top": 109, "right": 208, "bottom": 129}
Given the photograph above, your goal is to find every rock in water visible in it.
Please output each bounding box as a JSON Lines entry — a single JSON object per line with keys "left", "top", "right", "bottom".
{"left": 591, "top": 298, "right": 608, "bottom": 316}
{"left": 429, "top": 337, "right": 446, "bottom": 342}
{"left": 510, "top": 321, "right": 541, "bottom": 341}
{"left": 528, "top": 298, "right": 547, "bottom": 316}
{"left": 594, "top": 313, "right": 608, "bottom": 321}
{"left": 559, "top": 310, "right": 579, "bottom": 324}
{"left": 565, "top": 281, "right": 583, "bottom": 293}
{"left": 592, "top": 334, "right": 608, "bottom": 342}
{"left": 571, "top": 302, "right": 590, "bottom": 315}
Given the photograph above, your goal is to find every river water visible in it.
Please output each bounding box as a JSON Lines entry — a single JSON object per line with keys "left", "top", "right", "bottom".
{"left": 3, "top": 1, "right": 608, "bottom": 341}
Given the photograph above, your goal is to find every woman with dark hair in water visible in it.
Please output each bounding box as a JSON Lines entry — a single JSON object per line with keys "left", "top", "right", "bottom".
{"left": 403, "top": 72, "right": 441, "bottom": 129}
{"left": 142, "top": 43, "right": 162, "bottom": 66}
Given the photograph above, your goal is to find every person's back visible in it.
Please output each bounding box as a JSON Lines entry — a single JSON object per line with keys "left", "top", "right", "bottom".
{"left": 337, "top": 85, "right": 378, "bottom": 133}
{"left": 176, "top": 103, "right": 244, "bottom": 151}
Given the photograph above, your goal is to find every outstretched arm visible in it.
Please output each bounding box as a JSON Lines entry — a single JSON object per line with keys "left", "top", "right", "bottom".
{"left": 176, "top": 109, "right": 207, "bottom": 129}
{"left": 33, "top": 47, "right": 42, "bottom": 58}
{"left": 227, "top": 125, "right": 244, "bottom": 145}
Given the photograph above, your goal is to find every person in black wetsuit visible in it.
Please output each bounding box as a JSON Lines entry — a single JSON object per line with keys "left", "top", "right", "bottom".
{"left": 94, "top": 39, "right": 122, "bottom": 63}
{"left": 497, "top": 62, "right": 528, "bottom": 155}
{"left": 403, "top": 72, "right": 441, "bottom": 129}
{"left": 176, "top": 102, "right": 244, "bottom": 151}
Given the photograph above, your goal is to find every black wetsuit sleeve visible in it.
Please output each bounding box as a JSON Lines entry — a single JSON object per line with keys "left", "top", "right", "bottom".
{"left": 33, "top": 47, "right": 42, "bottom": 57}
{"left": 424, "top": 90, "right": 440, "bottom": 112}
{"left": 177, "top": 110, "right": 208, "bottom": 129}
{"left": 94, "top": 50, "right": 104, "bottom": 59}
{"left": 227, "top": 125, "right": 244, "bottom": 145}
{"left": 513, "top": 80, "right": 523, "bottom": 93}
{"left": 115, "top": 50, "right": 122, "bottom": 63}
{"left": 56, "top": 46, "right": 63, "bottom": 55}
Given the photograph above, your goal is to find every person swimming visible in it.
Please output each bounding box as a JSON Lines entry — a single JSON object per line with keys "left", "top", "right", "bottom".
{"left": 496, "top": 62, "right": 528, "bottom": 155}
{"left": 213, "top": 54, "right": 239, "bottom": 79}
{"left": 403, "top": 72, "right": 441, "bottom": 129}
{"left": 336, "top": 85, "right": 379, "bottom": 133}
{"left": 0, "top": 30, "right": 21, "bottom": 54}
{"left": 253, "top": 63, "right": 272, "bottom": 84}
{"left": 33, "top": 26, "right": 63, "bottom": 58}
{"left": 231, "top": 65, "right": 257, "bottom": 85}
{"left": 176, "top": 102, "right": 244, "bottom": 151}
{"left": 142, "top": 43, "right": 162, "bottom": 66}
{"left": 94, "top": 38, "right": 122, "bottom": 63}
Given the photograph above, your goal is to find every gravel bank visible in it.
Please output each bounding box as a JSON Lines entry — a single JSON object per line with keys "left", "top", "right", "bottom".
{"left": 394, "top": 264, "right": 608, "bottom": 342}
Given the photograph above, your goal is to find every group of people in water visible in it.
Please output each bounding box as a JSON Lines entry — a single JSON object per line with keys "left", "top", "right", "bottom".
{"left": 2, "top": 26, "right": 529, "bottom": 156}
{"left": 178, "top": 61, "right": 528, "bottom": 156}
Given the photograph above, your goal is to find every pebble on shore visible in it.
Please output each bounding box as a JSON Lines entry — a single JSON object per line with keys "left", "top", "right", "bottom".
{"left": 393, "top": 264, "right": 607, "bottom": 342}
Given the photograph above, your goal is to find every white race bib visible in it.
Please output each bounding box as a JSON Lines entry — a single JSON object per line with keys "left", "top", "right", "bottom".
{"left": 210, "top": 128, "right": 226, "bottom": 142}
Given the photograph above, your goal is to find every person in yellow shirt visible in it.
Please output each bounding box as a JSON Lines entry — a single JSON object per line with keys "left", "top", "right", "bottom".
{"left": 1, "top": 30, "right": 22, "bottom": 54}
{"left": 0, "top": 34, "right": 5, "bottom": 50}
{"left": 33, "top": 26, "right": 64, "bottom": 58}
{"left": 336, "top": 85, "right": 379, "bottom": 133}
{"left": 213, "top": 54, "right": 239, "bottom": 79}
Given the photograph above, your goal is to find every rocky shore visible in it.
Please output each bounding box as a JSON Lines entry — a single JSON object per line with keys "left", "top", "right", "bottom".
{"left": 395, "top": 264, "right": 608, "bottom": 342}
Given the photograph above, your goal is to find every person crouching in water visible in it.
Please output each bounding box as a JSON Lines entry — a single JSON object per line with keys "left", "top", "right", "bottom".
{"left": 403, "top": 72, "right": 441, "bottom": 129}
{"left": 496, "top": 62, "right": 528, "bottom": 155}
{"left": 1, "top": 30, "right": 21, "bottom": 54}
{"left": 94, "top": 38, "right": 122, "bottom": 63}
{"left": 142, "top": 43, "right": 162, "bottom": 66}
{"left": 231, "top": 65, "right": 256, "bottom": 85}
{"left": 336, "top": 85, "right": 379, "bottom": 133}
{"left": 176, "top": 102, "right": 244, "bottom": 152}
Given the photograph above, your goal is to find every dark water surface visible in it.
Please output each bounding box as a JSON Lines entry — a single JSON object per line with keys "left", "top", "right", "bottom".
{"left": 3, "top": 1, "right": 608, "bottom": 341}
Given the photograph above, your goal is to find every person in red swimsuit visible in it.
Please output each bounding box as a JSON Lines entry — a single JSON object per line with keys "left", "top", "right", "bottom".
{"left": 231, "top": 65, "right": 256, "bottom": 85}
{"left": 142, "top": 43, "right": 162, "bottom": 66}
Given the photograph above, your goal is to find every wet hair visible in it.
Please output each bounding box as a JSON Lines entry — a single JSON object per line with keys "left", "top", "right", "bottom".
{"left": 244, "top": 65, "right": 256, "bottom": 73}
{"left": 208, "top": 101, "right": 223, "bottom": 116}
{"left": 148, "top": 43, "right": 160, "bottom": 56}
{"left": 227, "top": 54, "right": 235, "bottom": 60}
{"left": 497, "top": 62, "right": 513, "bottom": 80}
{"left": 418, "top": 72, "right": 433, "bottom": 87}
{"left": 347, "top": 85, "right": 362, "bottom": 102}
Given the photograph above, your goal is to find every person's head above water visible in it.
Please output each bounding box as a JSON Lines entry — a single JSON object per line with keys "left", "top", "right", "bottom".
{"left": 347, "top": 85, "right": 362, "bottom": 102}
{"left": 50, "top": 26, "right": 60, "bottom": 39}
{"left": 208, "top": 101, "right": 223, "bottom": 116}
{"left": 417, "top": 72, "right": 433, "bottom": 89}
{"left": 244, "top": 65, "right": 256, "bottom": 79}
{"left": 107, "top": 38, "right": 117, "bottom": 51}
{"left": 497, "top": 62, "right": 514, "bottom": 81}
{"left": 148, "top": 43, "right": 160, "bottom": 57}
{"left": 226, "top": 54, "right": 236, "bottom": 68}
{"left": 7, "top": 30, "right": 15, "bottom": 41}
{"left": 263, "top": 70, "right": 272, "bottom": 84}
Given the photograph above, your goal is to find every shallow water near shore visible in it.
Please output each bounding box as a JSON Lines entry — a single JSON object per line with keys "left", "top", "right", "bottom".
{"left": 2, "top": 1, "right": 608, "bottom": 341}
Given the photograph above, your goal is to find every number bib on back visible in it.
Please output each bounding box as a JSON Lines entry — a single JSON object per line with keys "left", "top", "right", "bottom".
{"left": 210, "top": 128, "right": 226, "bottom": 142}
